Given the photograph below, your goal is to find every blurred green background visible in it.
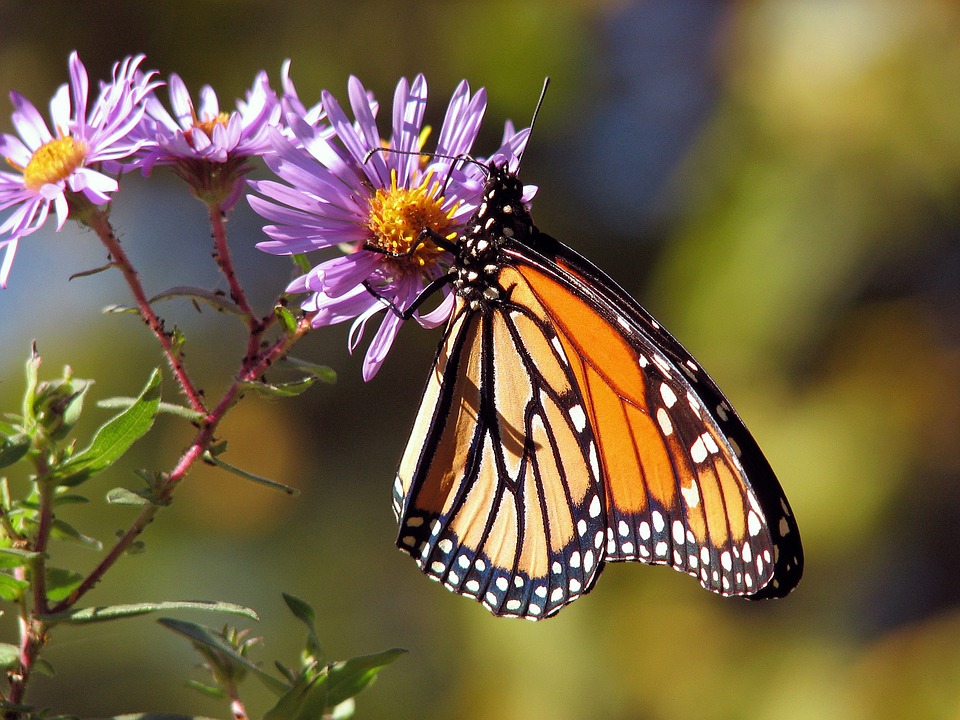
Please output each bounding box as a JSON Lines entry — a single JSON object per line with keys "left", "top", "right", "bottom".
{"left": 2, "top": 0, "right": 959, "bottom": 718}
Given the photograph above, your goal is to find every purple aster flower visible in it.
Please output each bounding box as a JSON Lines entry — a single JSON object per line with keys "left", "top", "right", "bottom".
{"left": 277, "top": 59, "right": 327, "bottom": 129}
{"left": 0, "top": 52, "right": 157, "bottom": 287}
{"left": 137, "top": 69, "right": 281, "bottom": 206}
{"left": 249, "top": 74, "right": 531, "bottom": 380}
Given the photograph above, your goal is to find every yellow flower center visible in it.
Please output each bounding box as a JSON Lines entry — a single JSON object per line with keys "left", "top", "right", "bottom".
{"left": 186, "top": 112, "right": 230, "bottom": 147}
{"left": 366, "top": 170, "right": 458, "bottom": 271}
{"left": 20, "top": 136, "right": 88, "bottom": 191}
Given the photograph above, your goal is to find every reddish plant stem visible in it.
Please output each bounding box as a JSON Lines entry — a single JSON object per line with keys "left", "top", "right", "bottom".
{"left": 208, "top": 201, "right": 277, "bottom": 379}
{"left": 47, "top": 317, "right": 311, "bottom": 614}
{"left": 30, "top": 479, "right": 54, "bottom": 615}
{"left": 209, "top": 203, "right": 255, "bottom": 320}
{"left": 87, "top": 211, "right": 207, "bottom": 415}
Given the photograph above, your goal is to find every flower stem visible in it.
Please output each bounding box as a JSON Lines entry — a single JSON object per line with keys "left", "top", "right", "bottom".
{"left": 209, "top": 202, "right": 255, "bottom": 320}
{"left": 86, "top": 209, "right": 207, "bottom": 414}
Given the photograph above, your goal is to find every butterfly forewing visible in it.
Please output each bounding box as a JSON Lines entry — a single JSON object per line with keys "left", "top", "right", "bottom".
{"left": 510, "top": 240, "right": 802, "bottom": 598}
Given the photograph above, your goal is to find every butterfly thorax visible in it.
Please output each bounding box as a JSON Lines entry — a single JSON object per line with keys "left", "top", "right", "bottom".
{"left": 453, "top": 164, "right": 535, "bottom": 310}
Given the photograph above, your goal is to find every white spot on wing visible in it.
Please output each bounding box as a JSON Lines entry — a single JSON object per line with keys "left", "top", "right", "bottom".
{"left": 690, "top": 437, "right": 708, "bottom": 464}
{"left": 569, "top": 405, "right": 587, "bottom": 432}
{"left": 656, "top": 407, "right": 673, "bottom": 436}
{"left": 653, "top": 354, "right": 672, "bottom": 375}
{"left": 702, "top": 432, "right": 719, "bottom": 455}
{"left": 680, "top": 482, "right": 700, "bottom": 508}
{"left": 660, "top": 383, "right": 678, "bottom": 408}
{"left": 588, "top": 443, "right": 600, "bottom": 480}
{"left": 652, "top": 511, "right": 665, "bottom": 533}
{"left": 672, "top": 520, "right": 685, "bottom": 545}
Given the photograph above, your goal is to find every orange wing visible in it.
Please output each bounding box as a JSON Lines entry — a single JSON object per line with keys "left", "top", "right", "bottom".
{"left": 512, "top": 256, "right": 789, "bottom": 596}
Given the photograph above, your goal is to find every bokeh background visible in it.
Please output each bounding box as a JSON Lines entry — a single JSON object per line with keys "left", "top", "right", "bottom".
{"left": 2, "top": 0, "right": 959, "bottom": 718}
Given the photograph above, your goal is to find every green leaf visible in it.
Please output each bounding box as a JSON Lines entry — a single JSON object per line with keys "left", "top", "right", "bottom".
{"left": 0, "top": 433, "right": 31, "bottom": 469}
{"left": 32, "top": 657, "right": 54, "bottom": 677}
{"left": 276, "top": 305, "right": 298, "bottom": 335}
{"left": 0, "top": 547, "right": 40, "bottom": 569}
{"left": 69, "top": 261, "right": 117, "bottom": 280}
{"left": 50, "top": 369, "right": 161, "bottom": 487}
{"left": 263, "top": 670, "right": 318, "bottom": 720}
{"left": 203, "top": 453, "right": 299, "bottom": 496}
{"left": 282, "top": 356, "right": 337, "bottom": 384}
{"left": 45, "top": 567, "right": 84, "bottom": 602}
{"left": 185, "top": 679, "right": 228, "bottom": 698}
{"left": 105, "top": 487, "right": 153, "bottom": 506}
{"left": 97, "top": 397, "right": 204, "bottom": 422}
{"left": 264, "top": 649, "right": 405, "bottom": 720}
{"left": 321, "top": 649, "right": 406, "bottom": 709}
{"left": 239, "top": 376, "right": 317, "bottom": 398}
{"left": 282, "top": 593, "right": 323, "bottom": 661}
{"left": 0, "top": 572, "right": 29, "bottom": 601}
{"left": 102, "top": 303, "right": 141, "bottom": 315}
{"left": 150, "top": 286, "right": 245, "bottom": 316}
{"left": 51, "top": 379, "right": 92, "bottom": 440}
{"left": 53, "top": 493, "right": 89, "bottom": 506}
{"left": 159, "top": 618, "right": 288, "bottom": 695}
{"left": 41, "top": 600, "right": 258, "bottom": 625}
{"left": 23, "top": 344, "right": 41, "bottom": 422}
{"left": 0, "top": 642, "right": 20, "bottom": 670}
{"left": 50, "top": 518, "right": 102, "bottom": 550}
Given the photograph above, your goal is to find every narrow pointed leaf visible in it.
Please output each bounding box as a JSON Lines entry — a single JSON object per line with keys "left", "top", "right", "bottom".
{"left": 97, "top": 397, "right": 204, "bottom": 422}
{"left": 52, "top": 379, "right": 92, "bottom": 439}
{"left": 158, "top": 618, "right": 288, "bottom": 695}
{"left": 70, "top": 261, "right": 117, "bottom": 280}
{"left": 0, "top": 434, "right": 31, "bottom": 469}
{"left": 150, "top": 286, "right": 244, "bottom": 316}
{"left": 50, "top": 518, "right": 103, "bottom": 549}
{"left": 50, "top": 369, "right": 161, "bottom": 486}
{"left": 282, "top": 357, "right": 337, "bottom": 384}
{"left": 203, "top": 453, "right": 299, "bottom": 495}
{"left": 239, "top": 376, "right": 317, "bottom": 398}
{"left": 105, "top": 487, "right": 153, "bottom": 506}
{"left": 276, "top": 305, "right": 298, "bottom": 334}
{"left": 321, "top": 649, "right": 406, "bottom": 708}
{"left": 41, "top": 600, "right": 258, "bottom": 625}
{"left": 282, "top": 593, "right": 323, "bottom": 660}
{"left": 0, "top": 547, "right": 40, "bottom": 568}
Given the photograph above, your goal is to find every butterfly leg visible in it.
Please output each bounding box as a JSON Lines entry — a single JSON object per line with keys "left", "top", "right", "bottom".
{"left": 363, "top": 270, "right": 456, "bottom": 320}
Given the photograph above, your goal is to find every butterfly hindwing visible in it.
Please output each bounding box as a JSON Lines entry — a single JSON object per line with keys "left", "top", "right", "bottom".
{"left": 395, "top": 292, "right": 607, "bottom": 619}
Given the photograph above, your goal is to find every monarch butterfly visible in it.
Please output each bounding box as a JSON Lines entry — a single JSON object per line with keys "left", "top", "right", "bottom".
{"left": 388, "top": 160, "right": 803, "bottom": 621}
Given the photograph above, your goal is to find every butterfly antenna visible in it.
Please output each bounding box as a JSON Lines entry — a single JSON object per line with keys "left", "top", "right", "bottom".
{"left": 517, "top": 77, "right": 551, "bottom": 167}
